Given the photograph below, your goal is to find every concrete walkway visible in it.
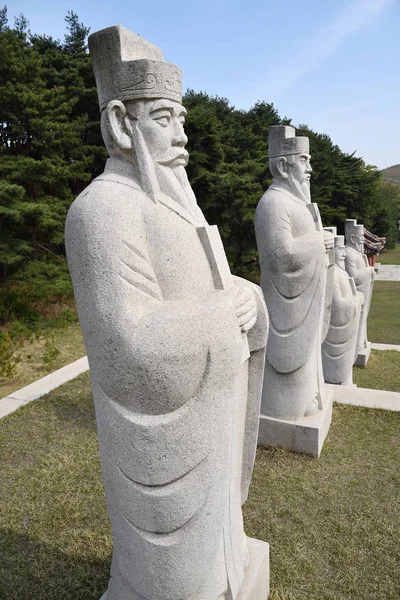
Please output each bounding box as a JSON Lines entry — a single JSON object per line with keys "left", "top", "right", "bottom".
{"left": 328, "top": 384, "right": 400, "bottom": 411}
{"left": 374, "top": 264, "right": 400, "bottom": 281}
{"left": 0, "top": 356, "right": 89, "bottom": 419}
{"left": 371, "top": 343, "right": 400, "bottom": 352}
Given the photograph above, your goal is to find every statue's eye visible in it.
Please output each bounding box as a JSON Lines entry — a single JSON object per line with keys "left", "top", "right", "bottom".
{"left": 179, "top": 116, "right": 186, "bottom": 125}
{"left": 154, "top": 114, "right": 170, "bottom": 127}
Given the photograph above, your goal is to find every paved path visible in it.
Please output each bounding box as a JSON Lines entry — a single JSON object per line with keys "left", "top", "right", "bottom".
{"left": 371, "top": 343, "right": 400, "bottom": 352}
{"left": 0, "top": 356, "right": 89, "bottom": 419}
{"left": 328, "top": 384, "right": 400, "bottom": 411}
{"left": 374, "top": 264, "right": 400, "bottom": 281}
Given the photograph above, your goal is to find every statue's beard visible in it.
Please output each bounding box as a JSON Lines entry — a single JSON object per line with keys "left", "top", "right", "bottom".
{"left": 153, "top": 160, "right": 202, "bottom": 218}
{"left": 349, "top": 240, "right": 364, "bottom": 253}
{"left": 287, "top": 170, "right": 311, "bottom": 203}
{"left": 336, "top": 255, "right": 346, "bottom": 270}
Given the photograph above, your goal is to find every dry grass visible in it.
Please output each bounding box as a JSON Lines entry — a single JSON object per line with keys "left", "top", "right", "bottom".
{"left": 1, "top": 375, "right": 399, "bottom": 599}
{"left": 0, "top": 323, "right": 85, "bottom": 398}
{"left": 353, "top": 349, "right": 400, "bottom": 392}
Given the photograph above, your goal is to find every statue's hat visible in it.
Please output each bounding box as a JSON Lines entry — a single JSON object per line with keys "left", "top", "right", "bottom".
{"left": 344, "top": 219, "right": 364, "bottom": 237}
{"left": 334, "top": 235, "right": 345, "bottom": 247}
{"left": 268, "top": 125, "right": 309, "bottom": 158}
{"left": 324, "top": 226, "right": 337, "bottom": 237}
{"left": 88, "top": 26, "right": 182, "bottom": 111}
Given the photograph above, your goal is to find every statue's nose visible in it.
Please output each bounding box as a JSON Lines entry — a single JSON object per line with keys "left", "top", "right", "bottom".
{"left": 172, "top": 120, "right": 188, "bottom": 147}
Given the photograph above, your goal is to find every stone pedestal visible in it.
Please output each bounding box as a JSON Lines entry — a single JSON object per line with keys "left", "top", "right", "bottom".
{"left": 258, "top": 390, "right": 333, "bottom": 458}
{"left": 354, "top": 341, "right": 372, "bottom": 367}
{"left": 238, "top": 537, "right": 270, "bottom": 600}
{"left": 100, "top": 537, "right": 270, "bottom": 600}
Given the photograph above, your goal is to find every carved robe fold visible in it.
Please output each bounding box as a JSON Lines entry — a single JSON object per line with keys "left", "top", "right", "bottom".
{"left": 65, "top": 157, "right": 268, "bottom": 600}
{"left": 255, "top": 184, "right": 327, "bottom": 421}
{"left": 322, "top": 266, "right": 363, "bottom": 385}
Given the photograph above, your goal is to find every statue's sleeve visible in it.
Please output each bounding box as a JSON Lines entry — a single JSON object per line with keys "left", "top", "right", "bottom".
{"left": 66, "top": 189, "right": 242, "bottom": 415}
{"left": 330, "top": 277, "right": 356, "bottom": 328}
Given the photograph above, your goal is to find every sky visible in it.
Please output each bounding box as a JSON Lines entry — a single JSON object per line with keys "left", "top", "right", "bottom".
{"left": 7, "top": 0, "right": 400, "bottom": 169}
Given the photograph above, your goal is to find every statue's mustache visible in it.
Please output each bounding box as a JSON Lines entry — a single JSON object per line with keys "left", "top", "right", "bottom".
{"left": 157, "top": 148, "right": 189, "bottom": 166}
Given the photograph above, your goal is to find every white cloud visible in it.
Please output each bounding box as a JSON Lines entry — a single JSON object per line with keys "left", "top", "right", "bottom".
{"left": 268, "top": 0, "right": 395, "bottom": 98}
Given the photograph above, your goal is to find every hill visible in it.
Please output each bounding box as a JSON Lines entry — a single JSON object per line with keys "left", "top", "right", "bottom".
{"left": 381, "top": 164, "right": 400, "bottom": 184}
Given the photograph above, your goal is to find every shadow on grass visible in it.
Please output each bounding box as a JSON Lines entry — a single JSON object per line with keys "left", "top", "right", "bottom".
{"left": 39, "top": 372, "right": 98, "bottom": 433}
{"left": 0, "top": 529, "right": 111, "bottom": 600}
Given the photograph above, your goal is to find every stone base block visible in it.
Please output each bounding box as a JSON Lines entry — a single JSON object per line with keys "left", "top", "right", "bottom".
{"left": 238, "top": 537, "right": 270, "bottom": 600}
{"left": 100, "top": 537, "right": 269, "bottom": 600}
{"left": 258, "top": 393, "right": 333, "bottom": 458}
{"left": 354, "top": 341, "right": 372, "bottom": 367}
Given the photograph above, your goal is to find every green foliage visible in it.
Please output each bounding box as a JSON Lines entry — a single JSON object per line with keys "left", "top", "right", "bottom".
{"left": 0, "top": 9, "right": 396, "bottom": 305}
{"left": 184, "top": 92, "right": 281, "bottom": 279}
{"left": 369, "top": 181, "right": 400, "bottom": 248}
{"left": 0, "top": 8, "right": 106, "bottom": 282}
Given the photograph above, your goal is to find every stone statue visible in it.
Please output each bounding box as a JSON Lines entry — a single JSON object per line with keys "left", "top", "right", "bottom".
{"left": 322, "top": 230, "right": 363, "bottom": 386}
{"left": 254, "top": 125, "right": 334, "bottom": 457}
{"left": 344, "top": 219, "right": 375, "bottom": 367}
{"left": 65, "top": 26, "right": 269, "bottom": 600}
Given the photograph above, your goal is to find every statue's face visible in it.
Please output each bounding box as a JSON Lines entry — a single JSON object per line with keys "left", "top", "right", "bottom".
{"left": 134, "top": 99, "right": 188, "bottom": 168}
{"left": 287, "top": 153, "right": 312, "bottom": 202}
{"left": 335, "top": 245, "right": 346, "bottom": 269}
{"left": 350, "top": 232, "right": 364, "bottom": 253}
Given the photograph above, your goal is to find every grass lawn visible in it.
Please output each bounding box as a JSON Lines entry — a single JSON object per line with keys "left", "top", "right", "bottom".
{"left": 0, "top": 323, "right": 85, "bottom": 399}
{"left": 353, "top": 350, "right": 400, "bottom": 392}
{"left": 368, "top": 281, "right": 400, "bottom": 345}
{"left": 378, "top": 243, "right": 400, "bottom": 265}
{"left": 1, "top": 375, "right": 399, "bottom": 599}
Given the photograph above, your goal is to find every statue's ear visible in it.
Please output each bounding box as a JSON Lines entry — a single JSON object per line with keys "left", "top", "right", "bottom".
{"left": 277, "top": 156, "right": 288, "bottom": 180}
{"left": 106, "top": 100, "right": 133, "bottom": 151}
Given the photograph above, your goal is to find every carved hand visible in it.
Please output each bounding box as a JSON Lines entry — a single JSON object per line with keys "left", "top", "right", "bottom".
{"left": 229, "top": 287, "right": 258, "bottom": 333}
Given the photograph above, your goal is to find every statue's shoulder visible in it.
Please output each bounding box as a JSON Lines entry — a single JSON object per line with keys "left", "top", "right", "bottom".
{"left": 345, "top": 246, "right": 361, "bottom": 262}
{"left": 256, "top": 185, "right": 291, "bottom": 220}
{"left": 66, "top": 171, "right": 147, "bottom": 227}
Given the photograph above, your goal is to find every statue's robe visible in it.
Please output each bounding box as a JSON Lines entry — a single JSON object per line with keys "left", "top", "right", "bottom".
{"left": 322, "top": 265, "right": 362, "bottom": 385}
{"left": 255, "top": 183, "right": 328, "bottom": 422}
{"left": 65, "top": 157, "right": 268, "bottom": 600}
{"left": 345, "top": 245, "right": 374, "bottom": 355}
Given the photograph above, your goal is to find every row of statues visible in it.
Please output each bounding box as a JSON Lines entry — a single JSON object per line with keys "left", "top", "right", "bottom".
{"left": 65, "top": 26, "right": 374, "bottom": 600}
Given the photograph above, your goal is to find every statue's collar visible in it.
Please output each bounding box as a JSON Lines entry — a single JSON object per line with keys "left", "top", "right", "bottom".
{"left": 99, "top": 157, "right": 141, "bottom": 190}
